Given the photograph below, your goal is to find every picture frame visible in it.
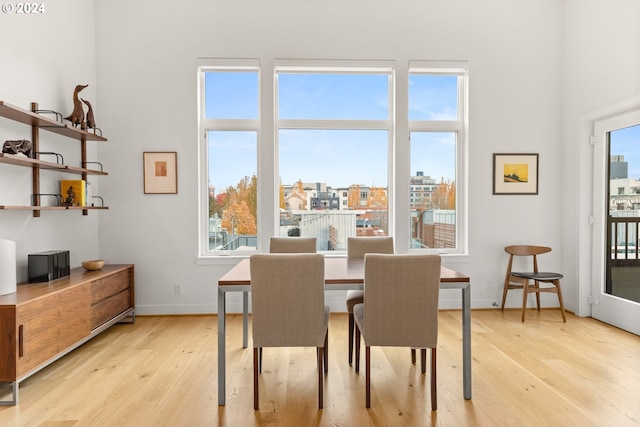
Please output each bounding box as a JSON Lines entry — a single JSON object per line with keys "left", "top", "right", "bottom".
{"left": 143, "top": 151, "right": 177, "bottom": 194}
{"left": 492, "top": 153, "right": 538, "bottom": 195}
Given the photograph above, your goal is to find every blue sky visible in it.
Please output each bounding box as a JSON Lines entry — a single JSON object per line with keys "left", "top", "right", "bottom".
{"left": 205, "top": 71, "right": 455, "bottom": 192}
{"left": 611, "top": 125, "right": 640, "bottom": 179}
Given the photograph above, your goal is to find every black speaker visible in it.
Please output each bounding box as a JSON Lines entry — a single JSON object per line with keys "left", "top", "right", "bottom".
{"left": 28, "top": 250, "right": 70, "bottom": 283}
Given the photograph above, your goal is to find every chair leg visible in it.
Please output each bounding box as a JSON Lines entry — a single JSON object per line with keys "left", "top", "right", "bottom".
{"left": 521, "top": 278, "right": 528, "bottom": 322}
{"left": 555, "top": 279, "right": 567, "bottom": 322}
{"left": 534, "top": 280, "right": 541, "bottom": 311}
{"left": 411, "top": 348, "right": 416, "bottom": 364}
{"left": 355, "top": 324, "right": 361, "bottom": 373}
{"left": 259, "top": 347, "right": 262, "bottom": 373}
{"left": 501, "top": 276, "right": 510, "bottom": 310}
{"left": 253, "top": 348, "right": 259, "bottom": 410}
{"left": 431, "top": 348, "right": 437, "bottom": 411}
{"left": 365, "top": 346, "right": 371, "bottom": 408}
{"left": 420, "top": 349, "right": 427, "bottom": 374}
{"left": 348, "top": 312, "right": 355, "bottom": 365}
{"left": 317, "top": 346, "right": 324, "bottom": 409}
{"left": 323, "top": 331, "right": 329, "bottom": 373}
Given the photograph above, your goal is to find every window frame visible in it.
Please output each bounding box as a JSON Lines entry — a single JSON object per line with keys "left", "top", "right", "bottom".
{"left": 274, "top": 60, "right": 395, "bottom": 253}
{"left": 407, "top": 61, "right": 468, "bottom": 255}
{"left": 197, "top": 59, "right": 468, "bottom": 260}
{"left": 197, "top": 58, "right": 261, "bottom": 258}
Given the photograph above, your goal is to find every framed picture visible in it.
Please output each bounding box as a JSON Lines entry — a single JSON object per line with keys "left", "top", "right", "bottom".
{"left": 493, "top": 153, "right": 538, "bottom": 195}
{"left": 143, "top": 151, "right": 177, "bottom": 194}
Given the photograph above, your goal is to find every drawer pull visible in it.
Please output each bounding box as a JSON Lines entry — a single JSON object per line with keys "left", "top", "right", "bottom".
{"left": 18, "top": 324, "right": 24, "bottom": 357}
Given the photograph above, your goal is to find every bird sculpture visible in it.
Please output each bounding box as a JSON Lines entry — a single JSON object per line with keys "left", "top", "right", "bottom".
{"left": 81, "top": 98, "right": 96, "bottom": 129}
{"left": 64, "top": 84, "right": 88, "bottom": 128}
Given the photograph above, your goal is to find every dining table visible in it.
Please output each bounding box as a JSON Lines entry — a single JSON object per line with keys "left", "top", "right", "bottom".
{"left": 217, "top": 256, "right": 472, "bottom": 405}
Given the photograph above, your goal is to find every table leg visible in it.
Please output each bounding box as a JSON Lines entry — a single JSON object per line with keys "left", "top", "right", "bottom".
{"left": 243, "top": 291, "right": 249, "bottom": 348}
{"left": 462, "top": 284, "right": 472, "bottom": 399}
{"left": 218, "top": 288, "right": 226, "bottom": 406}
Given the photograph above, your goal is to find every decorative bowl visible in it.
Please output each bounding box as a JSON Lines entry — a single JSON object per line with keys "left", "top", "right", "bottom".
{"left": 82, "top": 259, "right": 104, "bottom": 271}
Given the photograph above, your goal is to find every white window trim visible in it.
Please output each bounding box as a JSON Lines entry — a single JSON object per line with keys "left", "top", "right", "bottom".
{"left": 196, "top": 58, "right": 469, "bottom": 262}
{"left": 197, "top": 58, "right": 261, "bottom": 259}
{"left": 407, "top": 60, "right": 469, "bottom": 256}
{"left": 274, "top": 59, "right": 396, "bottom": 254}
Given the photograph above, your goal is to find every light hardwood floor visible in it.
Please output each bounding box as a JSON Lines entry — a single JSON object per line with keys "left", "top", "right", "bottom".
{"left": 0, "top": 310, "right": 639, "bottom": 427}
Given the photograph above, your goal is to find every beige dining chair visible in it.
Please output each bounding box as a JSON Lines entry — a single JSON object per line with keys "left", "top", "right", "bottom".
{"left": 501, "top": 245, "right": 567, "bottom": 322}
{"left": 344, "top": 236, "right": 394, "bottom": 365}
{"left": 258, "top": 236, "right": 318, "bottom": 371}
{"left": 250, "top": 253, "right": 329, "bottom": 410}
{"left": 353, "top": 253, "right": 441, "bottom": 410}
{"left": 269, "top": 236, "right": 317, "bottom": 253}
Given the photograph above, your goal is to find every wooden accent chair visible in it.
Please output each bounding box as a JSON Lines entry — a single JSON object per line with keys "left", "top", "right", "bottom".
{"left": 269, "top": 237, "right": 317, "bottom": 253}
{"left": 344, "top": 236, "right": 394, "bottom": 365}
{"left": 353, "top": 253, "right": 441, "bottom": 410}
{"left": 501, "top": 245, "right": 567, "bottom": 322}
{"left": 250, "top": 253, "right": 329, "bottom": 410}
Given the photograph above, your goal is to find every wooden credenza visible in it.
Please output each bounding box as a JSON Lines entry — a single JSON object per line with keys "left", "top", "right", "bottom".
{"left": 0, "top": 264, "right": 135, "bottom": 405}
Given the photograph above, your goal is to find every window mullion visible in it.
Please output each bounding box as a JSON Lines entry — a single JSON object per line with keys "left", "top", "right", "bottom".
{"left": 409, "top": 121, "right": 463, "bottom": 132}
{"left": 202, "top": 118, "right": 259, "bottom": 131}
{"left": 277, "top": 119, "right": 391, "bottom": 130}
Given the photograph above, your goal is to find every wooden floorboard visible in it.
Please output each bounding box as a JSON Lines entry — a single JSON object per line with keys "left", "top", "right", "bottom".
{"left": 0, "top": 310, "right": 639, "bottom": 427}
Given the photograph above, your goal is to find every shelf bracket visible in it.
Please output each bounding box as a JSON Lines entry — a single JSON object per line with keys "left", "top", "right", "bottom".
{"left": 33, "top": 109, "right": 63, "bottom": 123}
{"left": 35, "top": 151, "right": 64, "bottom": 165}
{"left": 82, "top": 161, "right": 103, "bottom": 172}
{"left": 91, "top": 195, "right": 105, "bottom": 207}
{"left": 33, "top": 193, "right": 63, "bottom": 206}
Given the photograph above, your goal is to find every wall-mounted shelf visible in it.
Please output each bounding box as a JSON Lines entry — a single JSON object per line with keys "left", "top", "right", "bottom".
{"left": 0, "top": 205, "right": 108, "bottom": 211}
{"left": 0, "top": 101, "right": 106, "bottom": 142}
{"left": 0, "top": 153, "right": 107, "bottom": 175}
{"left": 0, "top": 100, "right": 109, "bottom": 216}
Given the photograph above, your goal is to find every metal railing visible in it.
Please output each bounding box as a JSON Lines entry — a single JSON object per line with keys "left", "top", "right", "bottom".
{"left": 608, "top": 216, "right": 640, "bottom": 260}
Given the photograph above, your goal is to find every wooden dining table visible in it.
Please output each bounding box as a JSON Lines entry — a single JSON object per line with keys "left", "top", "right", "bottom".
{"left": 217, "top": 256, "right": 472, "bottom": 405}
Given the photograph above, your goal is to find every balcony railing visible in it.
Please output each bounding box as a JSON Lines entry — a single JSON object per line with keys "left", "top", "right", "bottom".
{"left": 608, "top": 216, "right": 640, "bottom": 261}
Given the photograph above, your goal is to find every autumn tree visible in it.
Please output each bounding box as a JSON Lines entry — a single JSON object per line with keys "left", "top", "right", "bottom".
{"left": 213, "top": 175, "right": 258, "bottom": 235}
{"left": 347, "top": 184, "right": 361, "bottom": 209}
{"left": 279, "top": 181, "right": 286, "bottom": 209}
{"left": 221, "top": 199, "right": 257, "bottom": 235}
{"left": 209, "top": 192, "right": 228, "bottom": 218}
{"left": 367, "top": 186, "right": 387, "bottom": 210}
{"left": 432, "top": 178, "right": 456, "bottom": 209}
{"left": 246, "top": 175, "right": 257, "bottom": 220}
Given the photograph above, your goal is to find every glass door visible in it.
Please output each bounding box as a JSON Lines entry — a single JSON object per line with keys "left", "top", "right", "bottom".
{"left": 592, "top": 110, "right": 640, "bottom": 335}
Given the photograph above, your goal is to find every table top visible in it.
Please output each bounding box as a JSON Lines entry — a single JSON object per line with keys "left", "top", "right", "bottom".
{"left": 218, "top": 257, "right": 469, "bottom": 287}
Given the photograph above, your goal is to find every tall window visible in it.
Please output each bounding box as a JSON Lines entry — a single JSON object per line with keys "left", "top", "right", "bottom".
{"left": 199, "top": 60, "right": 259, "bottom": 255}
{"left": 409, "top": 62, "right": 467, "bottom": 253}
{"left": 198, "top": 59, "right": 468, "bottom": 257}
{"left": 276, "top": 61, "right": 393, "bottom": 251}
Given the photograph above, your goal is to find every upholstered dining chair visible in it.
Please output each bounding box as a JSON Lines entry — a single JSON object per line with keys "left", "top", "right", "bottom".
{"left": 269, "top": 236, "right": 317, "bottom": 253}
{"left": 501, "top": 245, "right": 567, "bottom": 322}
{"left": 353, "top": 253, "right": 441, "bottom": 410}
{"left": 258, "top": 236, "right": 317, "bottom": 371}
{"left": 250, "top": 253, "right": 329, "bottom": 410}
{"left": 344, "top": 236, "right": 394, "bottom": 365}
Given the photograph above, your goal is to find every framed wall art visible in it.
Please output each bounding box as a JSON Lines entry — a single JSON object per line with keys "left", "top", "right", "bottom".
{"left": 493, "top": 153, "right": 538, "bottom": 195}
{"left": 143, "top": 151, "right": 178, "bottom": 194}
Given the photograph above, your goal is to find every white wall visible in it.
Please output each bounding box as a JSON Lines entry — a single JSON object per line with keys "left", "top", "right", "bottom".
{"left": 0, "top": 0, "right": 100, "bottom": 281}
{"left": 2, "top": 1, "right": 637, "bottom": 315}
{"left": 92, "top": 0, "right": 565, "bottom": 314}
{"left": 562, "top": 0, "right": 640, "bottom": 315}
